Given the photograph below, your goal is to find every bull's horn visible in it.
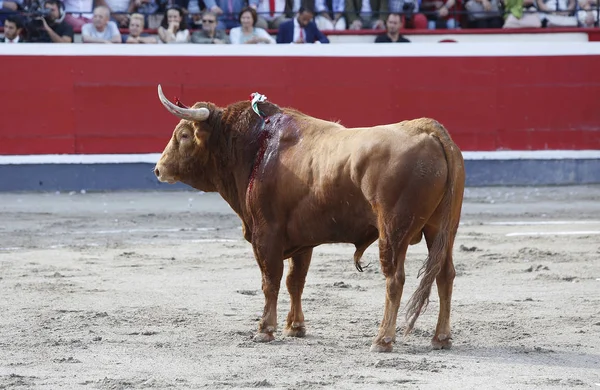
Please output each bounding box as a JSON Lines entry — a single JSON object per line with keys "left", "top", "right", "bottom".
{"left": 157, "top": 84, "right": 210, "bottom": 122}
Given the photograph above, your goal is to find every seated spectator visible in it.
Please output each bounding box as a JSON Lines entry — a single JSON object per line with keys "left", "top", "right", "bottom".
{"left": 2, "top": 14, "right": 24, "bottom": 42}
{"left": 82, "top": 5, "right": 122, "bottom": 43}
{"left": 204, "top": 0, "right": 246, "bottom": 29}
{"left": 25, "top": 0, "right": 74, "bottom": 43}
{"left": 123, "top": 12, "right": 158, "bottom": 42}
{"left": 62, "top": 0, "right": 94, "bottom": 29}
{"left": 419, "top": 0, "right": 461, "bottom": 29}
{"left": 535, "top": 0, "right": 577, "bottom": 26}
{"left": 389, "top": 0, "right": 429, "bottom": 29}
{"left": 465, "top": 0, "right": 504, "bottom": 27}
{"left": 345, "top": 0, "right": 387, "bottom": 30}
{"left": 229, "top": 6, "right": 276, "bottom": 43}
{"left": 314, "top": 0, "right": 346, "bottom": 30}
{"left": 375, "top": 12, "right": 410, "bottom": 41}
{"left": 577, "top": 0, "right": 598, "bottom": 26}
{"left": 502, "top": 0, "right": 542, "bottom": 27}
{"left": 276, "top": 7, "right": 330, "bottom": 43}
{"left": 191, "top": 10, "right": 230, "bottom": 43}
{"left": 158, "top": 5, "right": 191, "bottom": 42}
{"left": 252, "top": 0, "right": 296, "bottom": 30}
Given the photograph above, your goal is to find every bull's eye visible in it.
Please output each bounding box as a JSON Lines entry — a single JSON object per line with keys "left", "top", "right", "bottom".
{"left": 180, "top": 133, "right": 190, "bottom": 141}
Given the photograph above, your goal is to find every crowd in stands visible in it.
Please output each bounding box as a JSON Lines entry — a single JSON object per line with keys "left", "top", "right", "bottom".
{"left": 0, "top": 0, "right": 598, "bottom": 43}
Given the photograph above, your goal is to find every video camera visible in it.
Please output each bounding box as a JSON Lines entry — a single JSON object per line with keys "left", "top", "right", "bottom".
{"left": 26, "top": 0, "right": 54, "bottom": 19}
{"left": 23, "top": 0, "right": 65, "bottom": 41}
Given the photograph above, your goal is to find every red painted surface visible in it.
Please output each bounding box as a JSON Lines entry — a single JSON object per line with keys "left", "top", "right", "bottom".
{"left": 1, "top": 54, "right": 599, "bottom": 154}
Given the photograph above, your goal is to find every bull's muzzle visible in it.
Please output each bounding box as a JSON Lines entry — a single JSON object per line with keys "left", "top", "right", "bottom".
{"left": 153, "top": 163, "right": 176, "bottom": 184}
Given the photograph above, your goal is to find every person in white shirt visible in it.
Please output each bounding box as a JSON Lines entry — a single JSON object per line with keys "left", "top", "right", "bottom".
{"left": 1, "top": 15, "right": 24, "bottom": 43}
{"left": 158, "top": 5, "right": 191, "bottom": 43}
{"left": 81, "top": 5, "right": 122, "bottom": 43}
{"left": 230, "top": 6, "right": 276, "bottom": 43}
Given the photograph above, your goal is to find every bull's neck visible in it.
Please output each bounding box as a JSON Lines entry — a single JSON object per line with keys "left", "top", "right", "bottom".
{"left": 207, "top": 112, "right": 267, "bottom": 224}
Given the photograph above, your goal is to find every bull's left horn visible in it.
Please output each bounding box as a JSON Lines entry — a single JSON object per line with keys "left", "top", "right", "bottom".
{"left": 157, "top": 84, "right": 210, "bottom": 122}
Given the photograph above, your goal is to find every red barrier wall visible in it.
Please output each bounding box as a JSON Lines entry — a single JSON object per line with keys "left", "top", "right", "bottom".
{"left": 1, "top": 48, "right": 599, "bottom": 155}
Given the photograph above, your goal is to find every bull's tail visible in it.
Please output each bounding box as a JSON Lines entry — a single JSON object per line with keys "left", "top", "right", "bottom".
{"left": 403, "top": 120, "right": 465, "bottom": 337}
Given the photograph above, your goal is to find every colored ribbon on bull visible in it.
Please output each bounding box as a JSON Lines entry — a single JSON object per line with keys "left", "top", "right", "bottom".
{"left": 250, "top": 92, "right": 269, "bottom": 122}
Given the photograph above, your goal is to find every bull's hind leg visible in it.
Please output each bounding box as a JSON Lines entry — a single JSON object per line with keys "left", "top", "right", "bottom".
{"left": 283, "top": 249, "right": 313, "bottom": 337}
{"left": 423, "top": 224, "right": 456, "bottom": 350}
{"left": 370, "top": 216, "right": 419, "bottom": 353}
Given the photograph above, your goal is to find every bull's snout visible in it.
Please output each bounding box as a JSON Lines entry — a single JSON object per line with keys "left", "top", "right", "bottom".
{"left": 154, "top": 163, "right": 176, "bottom": 184}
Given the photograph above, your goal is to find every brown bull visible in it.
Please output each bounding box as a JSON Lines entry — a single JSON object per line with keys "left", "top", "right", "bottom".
{"left": 154, "top": 85, "right": 465, "bottom": 353}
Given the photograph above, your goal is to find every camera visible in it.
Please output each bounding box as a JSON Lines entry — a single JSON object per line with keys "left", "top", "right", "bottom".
{"left": 27, "top": 1, "right": 53, "bottom": 19}
{"left": 24, "top": 1, "right": 53, "bottom": 41}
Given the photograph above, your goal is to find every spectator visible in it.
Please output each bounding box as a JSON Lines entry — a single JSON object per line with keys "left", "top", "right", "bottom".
{"left": 252, "top": 0, "right": 298, "bottom": 30}
{"left": 62, "top": 0, "right": 94, "bottom": 29}
{"left": 375, "top": 12, "right": 410, "bottom": 41}
{"left": 314, "top": 0, "right": 346, "bottom": 30}
{"left": 419, "top": 0, "right": 461, "bottom": 28}
{"left": 577, "top": 0, "right": 598, "bottom": 26}
{"left": 535, "top": 0, "right": 577, "bottom": 26}
{"left": 158, "top": 5, "right": 191, "bottom": 42}
{"left": 81, "top": 5, "right": 122, "bottom": 43}
{"left": 204, "top": 0, "right": 249, "bottom": 29}
{"left": 123, "top": 12, "right": 159, "bottom": 42}
{"left": 1, "top": 14, "right": 24, "bottom": 42}
{"left": 191, "top": 9, "right": 230, "bottom": 42}
{"left": 465, "top": 0, "right": 504, "bottom": 27}
{"left": 25, "top": 0, "right": 74, "bottom": 42}
{"left": 276, "top": 6, "right": 329, "bottom": 43}
{"left": 345, "top": 0, "right": 387, "bottom": 30}
{"left": 389, "top": 0, "right": 429, "bottom": 28}
{"left": 502, "top": 0, "right": 542, "bottom": 27}
{"left": 229, "top": 6, "right": 276, "bottom": 43}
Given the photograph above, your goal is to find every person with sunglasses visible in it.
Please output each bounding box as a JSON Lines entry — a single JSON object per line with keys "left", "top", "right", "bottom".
{"left": 191, "top": 10, "right": 231, "bottom": 43}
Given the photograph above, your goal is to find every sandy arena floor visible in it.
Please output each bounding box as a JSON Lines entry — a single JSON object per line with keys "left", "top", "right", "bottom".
{"left": 1, "top": 186, "right": 599, "bottom": 389}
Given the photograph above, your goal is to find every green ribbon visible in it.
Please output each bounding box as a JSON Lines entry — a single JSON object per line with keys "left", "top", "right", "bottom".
{"left": 250, "top": 92, "right": 268, "bottom": 118}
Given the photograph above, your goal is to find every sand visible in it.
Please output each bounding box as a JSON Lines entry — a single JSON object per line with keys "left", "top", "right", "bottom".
{"left": 1, "top": 185, "right": 599, "bottom": 389}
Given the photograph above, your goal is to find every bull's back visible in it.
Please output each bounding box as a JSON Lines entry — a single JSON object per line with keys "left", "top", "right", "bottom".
{"left": 271, "top": 118, "right": 450, "bottom": 246}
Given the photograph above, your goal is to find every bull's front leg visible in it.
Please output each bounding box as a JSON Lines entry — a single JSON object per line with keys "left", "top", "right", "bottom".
{"left": 252, "top": 239, "right": 284, "bottom": 343}
{"left": 283, "top": 249, "right": 313, "bottom": 338}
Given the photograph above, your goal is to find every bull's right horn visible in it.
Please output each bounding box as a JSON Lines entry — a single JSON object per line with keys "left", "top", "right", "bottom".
{"left": 157, "top": 84, "right": 210, "bottom": 122}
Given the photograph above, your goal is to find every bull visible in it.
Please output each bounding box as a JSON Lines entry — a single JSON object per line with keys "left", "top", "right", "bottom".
{"left": 153, "top": 85, "right": 466, "bottom": 353}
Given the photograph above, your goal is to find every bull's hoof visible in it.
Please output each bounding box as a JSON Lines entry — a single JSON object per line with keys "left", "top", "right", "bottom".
{"left": 253, "top": 332, "right": 275, "bottom": 343}
{"left": 370, "top": 336, "right": 394, "bottom": 353}
{"left": 283, "top": 326, "right": 306, "bottom": 338}
{"left": 431, "top": 334, "right": 452, "bottom": 350}
{"left": 370, "top": 343, "right": 393, "bottom": 353}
